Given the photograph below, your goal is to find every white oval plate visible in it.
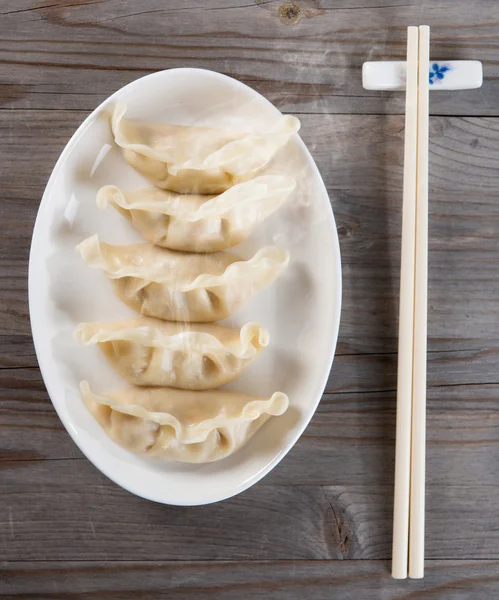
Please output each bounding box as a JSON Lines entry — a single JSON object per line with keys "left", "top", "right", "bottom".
{"left": 29, "top": 68, "right": 342, "bottom": 506}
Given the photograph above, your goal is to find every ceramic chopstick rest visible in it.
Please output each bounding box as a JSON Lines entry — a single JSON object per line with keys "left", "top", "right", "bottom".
{"left": 362, "top": 60, "right": 482, "bottom": 91}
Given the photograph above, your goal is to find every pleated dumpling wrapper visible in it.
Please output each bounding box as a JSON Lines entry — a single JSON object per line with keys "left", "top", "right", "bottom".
{"left": 77, "top": 235, "right": 289, "bottom": 322}
{"left": 96, "top": 175, "right": 296, "bottom": 253}
{"left": 75, "top": 318, "right": 269, "bottom": 390}
{"left": 111, "top": 103, "right": 301, "bottom": 194}
{"left": 80, "top": 381, "right": 289, "bottom": 463}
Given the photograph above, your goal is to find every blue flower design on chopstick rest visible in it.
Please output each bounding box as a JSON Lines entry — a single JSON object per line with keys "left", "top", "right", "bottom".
{"left": 429, "top": 63, "right": 450, "bottom": 85}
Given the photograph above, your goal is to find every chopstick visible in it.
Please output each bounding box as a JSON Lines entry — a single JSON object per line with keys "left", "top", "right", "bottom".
{"left": 409, "top": 24, "right": 430, "bottom": 580}
{"left": 392, "top": 24, "right": 430, "bottom": 580}
{"left": 391, "top": 25, "right": 419, "bottom": 580}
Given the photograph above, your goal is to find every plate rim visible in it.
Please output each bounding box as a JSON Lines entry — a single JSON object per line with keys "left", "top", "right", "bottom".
{"left": 28, "top": 67, "right": 343, "bottom": 505}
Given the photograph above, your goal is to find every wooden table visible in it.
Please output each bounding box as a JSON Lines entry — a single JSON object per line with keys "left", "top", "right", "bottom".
{"left": 2, "top": 1, "right": 499, "bottom": 597}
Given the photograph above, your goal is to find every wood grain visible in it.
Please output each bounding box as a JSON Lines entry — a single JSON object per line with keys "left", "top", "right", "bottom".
{"left": 3, "top": 112, "right": 499, "bottom": 349}
{"left": 2, "top": 560, "right": 499, "bottom": 600}
{"left": 2, "top": 0, "right": 499, "bottom": 597}
{"left": 4, "top": 370, "right": 499, "bottom": 490}
{"left": 0, "top": 0, "right": 498, "bottom": 116}
{"left": 6, "top": 111, "right": 499, "bottom": 195}
{"left": 0, "top": 360, "right": 498, "bottom": 567}
{"left": 1, "top": 457, "right": 499, "bottom": 561}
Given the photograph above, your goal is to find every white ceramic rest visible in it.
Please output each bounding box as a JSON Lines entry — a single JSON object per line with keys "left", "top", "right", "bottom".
{"left": 363, "top": 60, "right": 483, "bottom": 91}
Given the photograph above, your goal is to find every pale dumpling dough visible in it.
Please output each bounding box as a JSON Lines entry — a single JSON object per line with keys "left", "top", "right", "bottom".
{"left": 111, "top": 103, "right": 301, "bottom": 193}
{"left": 96, "top": 175, "right": 296, "bottom": 252}
{"left": 80, "top": 380, "right": 289, "bottom": 463}
{"left": 75, "top": 318, "right": 269, "bottom": 390}
{"left": 76, "top": 235, "right": 290, "bottom": 322}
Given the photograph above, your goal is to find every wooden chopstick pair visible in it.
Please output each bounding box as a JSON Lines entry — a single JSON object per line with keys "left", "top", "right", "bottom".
{"left": 392, "top": 25, "right": 430, "bottom": 580}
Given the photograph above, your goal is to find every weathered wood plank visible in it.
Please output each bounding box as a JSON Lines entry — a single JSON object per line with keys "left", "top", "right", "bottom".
{"left": 2, "top": 560, "right": 499, "bottom": 600}
{"left": 3, "top": 112, "right": 499, "bottom": 353}
{"left": 3, "top": 112, "right": 499, "bottom": 198}
{"left": 3, "top": 1, "right": 499, "bottom": 586}
{"left": 0, "top": 338, "right": 37, "bottom": 370}
{"left": 0, "top": 457, "right": 497, "bottom": 560}
{"left": 0, "top": 0, "right": 497, "bottom": 116}
{"left": 3, "top": 112, "right": 498, "bottom": 198}
{"left": 0, "top": 110, "right": 499, "bottom": 195}
{"left": 3, "top": 367, "right": 499, "bottom": 487}
{"left": 3, "top": 336, "right": 499, "bottom": 388}
{"left": 275, "top": 386, "right": 499, "bottom": 488}
{"left": 0, "top": 367, "right": 79, "bottom": 461}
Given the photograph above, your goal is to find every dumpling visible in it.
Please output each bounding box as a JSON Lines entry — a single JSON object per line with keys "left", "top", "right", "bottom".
{"left": 76, "top": 235, "right": 289, "bottom": 322}
{"left": 111, "top": 103, "right": 300, "bottom": 194}
{"left": 96, "top": 175, "right": 296, "bottom": 252}
{"left": 75, "top": 318, "right": 269, "bottom": 390}
{"left": 80, "top": 380, "right": 289, "bottom": 463}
